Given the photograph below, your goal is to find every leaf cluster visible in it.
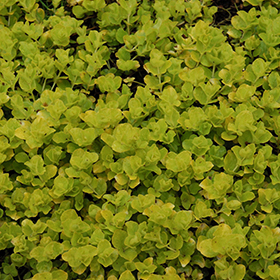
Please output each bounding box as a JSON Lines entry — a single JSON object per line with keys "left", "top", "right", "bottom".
{"left": 1, "top": 0, "right": 280, "bottom": 280}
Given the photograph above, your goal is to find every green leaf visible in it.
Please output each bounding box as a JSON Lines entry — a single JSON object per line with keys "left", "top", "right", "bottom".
{"left": 35, "top": 261, "right": 51, "bottom": 274}
{"left": 144, "top": 49, "right": 172, "bottom": 76}
{"left": 192, "top": 157, "right": 214, "bottom": 180}
{"left": 123, "top": 155, "right": 144, "bottom": 179}
{"left": 198, "top": 224, "right": 247, "bottom": 261}
{"left": 52, "top": 131, "right": 70, "bottom": 144}
{"left": 63, "top": 106, "right": 82, "bottom": 124}
{"left": 85, "top": 30, "right": 106, "bottom": 52}
{"left": 47, "top": 99, "right": 67, "bottom": 120}
{"left": 30, "top": 238, "right": 64, "bottom": 262}
{"left": 232, "top": 144, "right": 256, "bottom": 166}
{"left": 214, "top": 257, "right": 246, "bottom": 280}
{"left": 0, "top": 136, "right": 10, "bottom": 153}
{"left": 119, "top": 270, "right": 136, "bottom": 280}
{"left": 80, "top": 107, "right": 123, "bottom": 129}
{"left": 110, "top": 123, "right": 141, "bottom": 152}
{"left": 227, "top": 200, "right": 241, "bottom": 210}
{"left": 112, "top": 229, "right": 138, "bottom": 261}
{"left": 11, "top": 94, "right": 33, "bottom": 118}
{"left": 228, "top": 84, "right": 256, "bottom": 102}
{"left": 194, "top": 81, "right": 220, "bottom": 105}
{"left": 11, "top": 253, "right": 26, "bottom": 267}
{"left": 258, "top": 188, "right": 280, "bottom": 213}
{"left": 61, "top": 209, "right": 91, "bottom": 237}
{"left": 55, "top": 48, "right": 74, "bottom": 71}
{"left": 234, "top": 110, "right": 256, "bottom": 134}
{"left": 22, "top": 219, "right": 47, "bottom": 239}
{"left": 178, "top": 107, "right": 211, "bottom": 134}
{"left": 268, "top": 155, "right": 280, "bottom": 185}
{"left": 86, "top": 177, "right": 107, "bottom": 198}
{"left": 224, "top": 150, "right": 240, "bottom": 175}
{"left": 116, "top": 47, "right": 140, "bottom": 71}
{"left": 83, "top": 0, "right": 106, "bottom": 11}
{"left": 160, "top": 86, "right": 181, "bottom": 106}
{"left": 51, "top": 270, "right": 68, "bottom": 280}
{"left": 200, "top": 172, "right": 234, "bottom": 200}
{"left": 165, "top": 151, "right": 192, "bottom": 172}
{"left": 70, "top": 148, "right": 99, "bottom": 170}
{"left": 143, "top": 203, "right": 174, "bottom": 226}
{"left": 197, "top": 237, "right": 217, "bottom": 258}
{"left": 116, "top": 28, "right": 128, "bottom": 44}
{"left": 179, "top": 67, "right": 206, "bottom": 86}
{"left": 167, "top": 210, "right": 193, "bottom": 234}
{"left": 97, "top": 239, "right": 119, "bottom": 267}
{"left": 69, "top": 127, "right": 103, "bottom": 147}
{"left": 18, "top": 0, "right": 36, "bottom": 12}
{"left": 15, "top": 116, "right": 55, "bottom": 149}
{"left": 158, "top": 102, "right": 180, "bottom": 129}
{"left": 44, "top": 145, "right": 63, "bottom": 165}
{"left": 50, "top": 24, "right": 71, "bottom": 47}
{"left": 268, "top": 264, "right": 280, "bottom": 279}
{"left": 145, "top": 144, "right": 161, "bottom": 163}
{"left": 131, "top": 194, "right": 155, "bottom": 213}
{"left": 62, "top": 245, "right": 97, "bottom": 268}
{"left": 25, "top": 155, "right": 46, "bottom": 176}
{"left": 240, "top": 191, "right": 255, "bottom": 202}
{"left": 194, "top": 200, "right": 215, "bottom": 219}
{"left": 0, "top": 92, "right": 10, "bottom": 105}
{"left": 135, "top": 257, "right": 157, "bottom": 277}
{"left": 153, "top": 174, "right": 174, "bottom": 192}
{"left": 96, "top": 73, "right": 122, "bottom": 93}
{"left": 245, "top": 0, "right": 264, "bottom": 6}
{"left": 231, "top": 9, "right": 258, "bottom": 30}
{"left": 117, "top": 59, "right": 140, "bottom": 71}
{"left": 251, "top": 58, "right": 268, "bottom": 78}
{"left": 182, "top": 135, "right": 213, "bottom": 156}
{"left": 31, "top": 272, "right": 52, "bottom": 280}
{"left": 49, "top": 176, "right": 74, "bottom": 198}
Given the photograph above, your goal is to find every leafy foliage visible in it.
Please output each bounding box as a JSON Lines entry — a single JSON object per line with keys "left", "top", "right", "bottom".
{"left": 1, "top": 0, "right": 280, "bottom": 279}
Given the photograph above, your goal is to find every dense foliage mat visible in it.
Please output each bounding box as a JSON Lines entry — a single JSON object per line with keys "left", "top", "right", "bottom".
{"left": 1, "top": 0, "right": 280, "bottom": 279}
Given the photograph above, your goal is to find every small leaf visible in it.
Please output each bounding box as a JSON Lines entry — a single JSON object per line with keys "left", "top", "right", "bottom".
{"left": 119, "top": 270, "right": 136, "bottom": 280}
{"left": 25, "top": 155, "right": 46, "bottom": 176}
{"left": 197, "top": 237, "right": 217, "bottom": 258}
{"left": 70, "top": 148, "right": 99, "bottom": 170}
{"left": 165, "top": 151, "right": 192, "bottom": 172}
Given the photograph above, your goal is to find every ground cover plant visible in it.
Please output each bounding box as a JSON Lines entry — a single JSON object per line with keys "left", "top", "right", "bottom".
{"left": 1, "top": 0, "right": 280, "bottom": 279}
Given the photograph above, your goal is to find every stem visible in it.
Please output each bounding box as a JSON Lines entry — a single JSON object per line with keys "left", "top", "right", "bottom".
{"left": 264, "top": 260, "right": 268, "bottom": 270}
{"left": 8, "top": 6, "right": 12, "bottom": 27}
{"left": 30, "top": 91, "right": 35, "bottom": 102}
{"left": 167, "top": 246, "right": 176, "bottom": 252}
{"left": 157, "top": 67, "right": 162, "bottom": 93}
{"left": 212, "top": 64, "right": 216, "bottom": 78}
{"left": 127, "top": 14, "right": 131, "bottom": 35}
{"left": 71, "top": 77, "right": 77, "bottom": 89}
{"left": 51, "top": 70, "right": 62, "bottom": 91}
{"left": 195, "top": 53, "right": 204, "bottom": 67}
{"left": 174, "top": 128, "right": 181, "bottom": 144}
{"left": 158, "top": 74, "right": 162, "bottom": 93}
{"left": 233, "top": 1, "right": 239, "bottom": 11}
{"left": 217, "top": 6, "right": 232, "bottom": 21}
{"left": 42, "top": 77, "right": 47, "bottom": 92}
{"left": 132, "top": 80, "right": 145, "bottom": 87}
{"left": 39, "top": 0, "right": 52, "bottom": 11}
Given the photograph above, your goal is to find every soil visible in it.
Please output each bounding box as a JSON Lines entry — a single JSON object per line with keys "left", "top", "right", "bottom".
{"left": 211, "top": 0, "right": 253, "bottom": 26}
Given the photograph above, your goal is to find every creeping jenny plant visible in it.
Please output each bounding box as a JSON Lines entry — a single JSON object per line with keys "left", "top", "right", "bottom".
{"left": 2, "top": 0, "right": 280, "bottom": 279}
